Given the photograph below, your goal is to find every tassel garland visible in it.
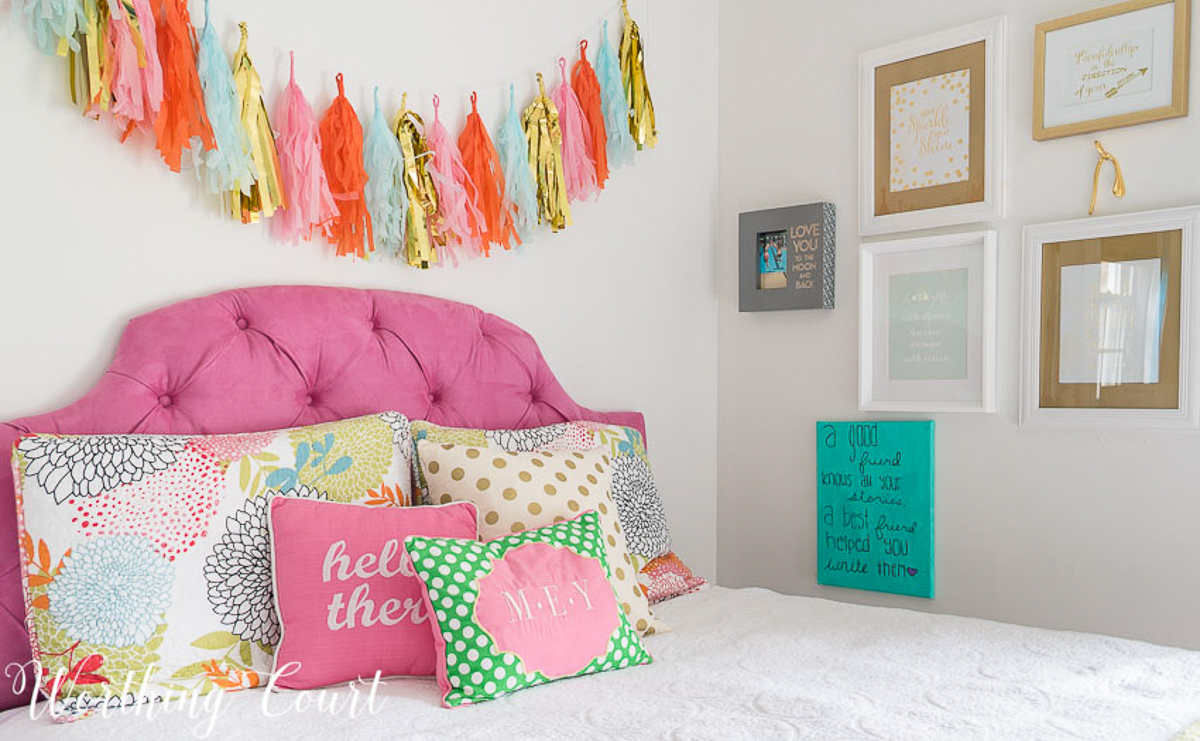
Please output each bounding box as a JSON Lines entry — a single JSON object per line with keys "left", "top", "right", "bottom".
{"left": 393, "top": 94, "right": 439, "bottom": 268}
{"left": 571, "top": 39, "right": 609, "bottom": 190}
{"left": 319, "top": 73, "right": 372, "bottom": 258}
{"left": 228, "top": 23, "right": 285, "bottom": 223}
{"left": 595, "top": 19, "right": 635, "bottom": 168}
{"left": 272, "top": 53, "right": 337, "bottom": 244}
{"left": 458, "top": 91, "right": 517, "bottom": 255}
{"left": 620, "top": 0, "right": 657, "bottom": 150}
{"left": 522, "top": 73, "right": 571, "bottom": 232}
{"left": 364, "top": 88, "right": 406, "bottom": 258}
{"left": 551, "top": 56, "right": 598, "bottom": 203}
{"left": 497, "top": 84, "right": 538, "bottom": 246}
{"left": 153, "top": 0, "right": 215, "bottom": 173}
{"left": 195, "top": 0, "right": 255, "bottom": 195}
{"left": 13, "top": 0, "right": 660, "bottom": 262}
{"left": 425, "top": 94, "right": 483, "bottom": 262}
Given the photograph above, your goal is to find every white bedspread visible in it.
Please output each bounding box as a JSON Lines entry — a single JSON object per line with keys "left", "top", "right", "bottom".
{"left": 2, "top": 586, "right": 1198, "bottom": 740}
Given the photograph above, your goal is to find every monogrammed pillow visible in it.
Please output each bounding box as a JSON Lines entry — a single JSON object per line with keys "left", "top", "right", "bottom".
{"left": 12, "top": 412, "right": 413, "bottom": 721}
{"left": 416, "top": 441, "right": 666, "bottom": 636}
{"left": 405, "top": 511, "right": 652, "bottom": 707}
{"left": 268, "top": 498, "right": 478, "bottom": 689}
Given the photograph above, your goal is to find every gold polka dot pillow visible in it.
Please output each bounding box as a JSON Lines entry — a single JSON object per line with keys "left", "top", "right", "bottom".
{"left": 417, "top": 441, "right": 667, "bottom": 636}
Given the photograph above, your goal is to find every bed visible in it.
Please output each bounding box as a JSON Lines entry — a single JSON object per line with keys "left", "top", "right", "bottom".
{"left": 1, "top": 286, "right": 1199, "bottom": 739}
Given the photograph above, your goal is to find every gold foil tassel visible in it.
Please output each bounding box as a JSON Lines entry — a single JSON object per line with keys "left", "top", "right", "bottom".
{"left": 393, "top": 93, "right": 439, "bottom": 268}
{"left": 73, "top": 0, "right": 111, "bottom": 114}
{"left": 620, "top": 0, "right": 657, "bottom": 150}
{"left": 228, "top": 23, "right": 286, "bottom": 224}
{"left": 522, "top": 73, "right": 571, "bottom": 232}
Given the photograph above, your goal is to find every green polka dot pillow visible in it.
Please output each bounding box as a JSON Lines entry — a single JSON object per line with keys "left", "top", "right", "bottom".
{"left": 404, "top": 511, "right": 652, "bottom": 707}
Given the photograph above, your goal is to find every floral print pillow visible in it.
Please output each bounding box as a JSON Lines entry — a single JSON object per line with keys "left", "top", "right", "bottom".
{"left": 634, "top": 552, "right": 709, "bottom": 604}
{"left": 411, "top": 420, "right": 672, "bottom": 559}
{"left": 12, "top": 412, "right": 413, "bottom": 722}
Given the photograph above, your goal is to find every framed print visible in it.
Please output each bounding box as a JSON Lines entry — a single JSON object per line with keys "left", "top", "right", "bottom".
{"left": 858, "top": 17, "right": 1006, "bottom": 236}
{"left": 1034, "top": 0, "right": 1191, "bottom": 141}
{"left": 860, "top": 230, "right": 997, "bottom": 413}
{"left": 1021, "top": 206, "right": 1200, "bottom": 427}
{"left": 738, "top": 203, "right": 836, "bottom": 312}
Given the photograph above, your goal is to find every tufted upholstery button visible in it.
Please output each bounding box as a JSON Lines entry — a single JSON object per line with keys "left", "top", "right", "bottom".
{"left": 304, "top": 395, "right": 314, "bottom": 406}
{"left": 235, "top": 317, "right": 249, "bottom": 330}
{"left": 158, "top": 395, "right": 173, "bottom": 408}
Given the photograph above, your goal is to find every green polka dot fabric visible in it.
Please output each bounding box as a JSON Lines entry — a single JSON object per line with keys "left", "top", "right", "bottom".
{"left": 404, "top": 511, "right": 652, "bottom": 707}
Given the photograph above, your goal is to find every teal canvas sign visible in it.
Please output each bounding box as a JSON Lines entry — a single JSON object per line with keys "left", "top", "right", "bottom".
{"left": 816, "top": 421, "right": 934, "bottom": 598}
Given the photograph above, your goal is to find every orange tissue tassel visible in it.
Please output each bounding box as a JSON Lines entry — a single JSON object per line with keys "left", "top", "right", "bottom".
{"left": 458, "top": 92, "right": 517, "bottom": 256}
{"left": 152, "top": 0, "right": 215, "bottom": 172}
{"left": 571, "top": 39, "right": 609, "bottom": 190}
{"left": 319, "top": 73, "right": 373, "bottom": 258}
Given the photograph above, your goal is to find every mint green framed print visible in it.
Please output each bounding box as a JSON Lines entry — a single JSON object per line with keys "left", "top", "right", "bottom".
{"left": 860, "top": 230, "right": 997, "bottom": 413}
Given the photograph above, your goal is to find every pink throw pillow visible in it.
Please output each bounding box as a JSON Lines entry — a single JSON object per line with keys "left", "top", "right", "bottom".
{"left": 268, "top": 498, "right": 478, "bottom": 689}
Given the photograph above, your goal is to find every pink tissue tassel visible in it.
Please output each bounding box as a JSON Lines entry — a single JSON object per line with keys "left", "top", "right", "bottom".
{"left": 272, "top": 53, "right": 338, "bottom": 244}
{"left": 106, "top": 0, "right": 164, "bottom": 139}
{"left": 425, "top": 94, "right": 485, "bottom": 264}
{"left": 550, "top": 56, "right": 598, "bottom": 202}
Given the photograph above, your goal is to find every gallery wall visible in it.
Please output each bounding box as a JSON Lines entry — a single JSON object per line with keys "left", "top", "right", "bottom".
{"left": 0, "top": 1, "right": 720, "bottom": 575}
{"left": 717, "top": 0, "right": 1200, "bottom": 648}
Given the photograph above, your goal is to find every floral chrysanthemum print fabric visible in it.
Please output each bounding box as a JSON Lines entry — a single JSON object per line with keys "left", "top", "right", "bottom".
{"left": 47, "top": 534, "right": 174, "bottom": 646}
{"left": 17, "top": 435, "right": 187, "bottom": 503}
{"left": 204, "top": 486, "right": 327, "bottom": 644}
{"left": 411, "top": 420, "right": 672, "bottom": 559}
{"left": 12, "top": 412, "right": 413, "bottom": 722}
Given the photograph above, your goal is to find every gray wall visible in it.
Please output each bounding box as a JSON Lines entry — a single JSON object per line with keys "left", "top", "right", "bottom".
{"left": 717, "top": 0, "right": 1200, "bottom": 649}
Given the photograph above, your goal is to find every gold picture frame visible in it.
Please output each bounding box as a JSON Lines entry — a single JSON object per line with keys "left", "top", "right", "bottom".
{"left": 1021, "top": 206, "right": 1200, "bottom": 429}
{"left": 1038, "top": 230, "right": 1182, "bottom": 409}
{"left": 1034, "top": 0, "right": 1191, "bottom": 140}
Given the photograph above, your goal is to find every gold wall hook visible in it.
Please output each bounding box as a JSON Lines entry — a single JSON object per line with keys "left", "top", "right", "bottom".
{"left": 1089, "top": 140, "right": 1125, "bottom": 215}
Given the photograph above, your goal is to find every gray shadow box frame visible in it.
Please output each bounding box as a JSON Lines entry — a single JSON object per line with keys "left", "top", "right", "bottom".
{"left": 738, "top": 202, "right": 836, "bottom": 312}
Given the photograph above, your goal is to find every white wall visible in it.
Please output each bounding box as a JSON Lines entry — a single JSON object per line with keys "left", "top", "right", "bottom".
{"left": 0, "top": 0, "right": 719, "bottom": 576}
{"left": 718, "top": 0, "right": 1200, "bottom": 649}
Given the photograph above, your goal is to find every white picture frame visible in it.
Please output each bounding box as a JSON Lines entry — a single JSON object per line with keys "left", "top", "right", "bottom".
{"left": 860, "top": 230, "right": 998, "bottom": 413}
{"left": 1021, "top": 206, "right": 1200, "bottom": 428}
{"left": 858, "top": 16, "right": 1007, "bottom": 236}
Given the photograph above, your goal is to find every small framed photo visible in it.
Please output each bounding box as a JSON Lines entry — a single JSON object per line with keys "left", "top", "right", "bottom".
{"left": 860, "top": 230, "right": 997, "bottom": 413}
{"left": 1021, "top": 206, "right": 1200, "bottom": 427}
{"left": 1034, "top": 0, "right": 1191, "bottom": 141}
{"left": 858, "top": 17, "right": 1006, "bottom": 236}
{"left": 738, "top": 203, "right": 836, "bottom": 312}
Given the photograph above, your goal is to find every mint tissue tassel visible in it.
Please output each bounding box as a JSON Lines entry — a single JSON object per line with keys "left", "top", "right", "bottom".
{"left": 195, "top": 0, "right": 255, "bottom": 196}
{"left": 498, "top": 84, "right": 538, "bottom": 246}
{"left": 364, "top": 88, "right": 407, "bottom": 259}
{"left": 15, "top": 0, "right": 86, "bottom": 56}
{"left": 595, "top": 19, "right": 635, "bottom": 169}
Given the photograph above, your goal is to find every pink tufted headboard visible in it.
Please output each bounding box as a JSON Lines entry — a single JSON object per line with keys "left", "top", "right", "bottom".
{"left": 0, "top": 285, "right": 644, "bottom": 710}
